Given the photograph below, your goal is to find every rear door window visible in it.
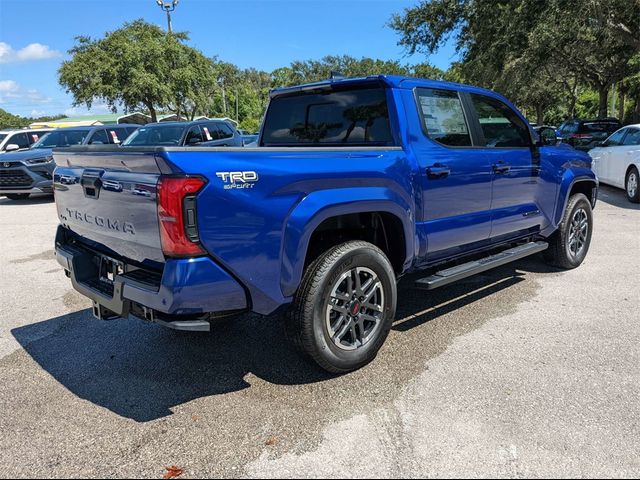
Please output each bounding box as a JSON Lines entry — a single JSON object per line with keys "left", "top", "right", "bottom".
{"left": 622, "top": 128, "right": 640, "bottom": 146}
{"left": 415, "top": 88, "right": 471, "bottom": 147}
{"left": 88, "top": 129, "right": 109, "bottom": 144}
{"left": 184, "top": 125, "right": 204, "bottom": 145}
{"left": 106, "top": 127, "right": 129, "bottom": 144}
{"left": 216, "top": 122, "right": 235, "bottom": 139}
{"left": 606, "top": 129, "right": 627, "bottom": 146}
{"left": 470, "top": 94, "right": 531, "bottom": 147}
{"left": 28, "top": 131, "right": 48, "bottom": 145}
{"left": 262, "top": 85, "right": 394, "bottom": 146}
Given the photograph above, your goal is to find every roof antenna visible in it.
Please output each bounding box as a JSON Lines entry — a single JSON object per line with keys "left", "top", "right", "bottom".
{"left": 330, "top": 71, "right": 345, "bottom": 81}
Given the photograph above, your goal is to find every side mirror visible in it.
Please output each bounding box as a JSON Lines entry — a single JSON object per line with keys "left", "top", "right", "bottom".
{"left": 4, "top": 143, "right": 20, "bottom": 152}
{"left": 537, "top": 127, "right": 558, "bottom": 146}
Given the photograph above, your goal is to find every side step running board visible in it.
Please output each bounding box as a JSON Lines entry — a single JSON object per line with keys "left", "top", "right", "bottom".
{"left": 415, "top": 241, "right": 548, "bottom": 290}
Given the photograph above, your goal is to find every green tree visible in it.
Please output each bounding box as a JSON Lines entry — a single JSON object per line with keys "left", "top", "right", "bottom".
{"left": 0, "top": 108, "right": 64, "bottom": 129}
{"left": 390, "top": 0, "right": 640, "bottom": 119}
{"left": 59, "top": 20, "right": 214, "bottom": 122}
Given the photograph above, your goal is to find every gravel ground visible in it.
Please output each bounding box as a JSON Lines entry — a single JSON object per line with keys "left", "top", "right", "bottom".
{"left": 0, "top": 186, "right": 638, "bottom": 478}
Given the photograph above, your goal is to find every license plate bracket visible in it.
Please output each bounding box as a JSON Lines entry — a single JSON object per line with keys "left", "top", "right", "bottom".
{"left": 99, "top": 255, "right": 124, "bottom": 285}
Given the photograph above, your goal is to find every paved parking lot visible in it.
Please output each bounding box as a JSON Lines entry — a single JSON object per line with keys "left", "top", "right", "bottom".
{"left": 0, "top": 186, "right": 638, "bottom": 478}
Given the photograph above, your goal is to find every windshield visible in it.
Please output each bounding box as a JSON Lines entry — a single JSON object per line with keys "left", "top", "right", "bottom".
{"left": 122, "top": 125, "right": 186, "bottom": 146}
{"left": 31, "top": 130, "right": 90, "bottom": 148}
{"left": 0, "top": 134, "right": 7, "bottom": 143}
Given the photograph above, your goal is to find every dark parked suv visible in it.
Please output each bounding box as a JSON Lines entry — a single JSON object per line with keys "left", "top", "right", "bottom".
{"left": 557, "top": 118, "right": 622, "bottom": 151}
{"left": 122, "top": 120, "right": 244, "bottom": 147}
{"left": 0, "top": 124, "right": 139, "bottom": 200}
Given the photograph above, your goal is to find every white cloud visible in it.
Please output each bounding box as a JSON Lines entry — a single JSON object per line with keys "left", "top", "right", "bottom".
{"left": 0, "top": 42, "right": 62, "bottom": 64}
{"left": 0, "top": 79, "right": 52, "bottom": 108}
{"left": 0, "top": 80, "right": 19, "bottom": 93}
{"left": 30, "top": 109, "right": 47, "bottom": 117}
{"left": 63, "top": 103, "right": 111, "bottom": 117}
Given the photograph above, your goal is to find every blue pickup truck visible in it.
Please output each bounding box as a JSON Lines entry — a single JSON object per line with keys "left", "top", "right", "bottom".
{"left": 53, "top": 76, "right": 597, "bottom": 373}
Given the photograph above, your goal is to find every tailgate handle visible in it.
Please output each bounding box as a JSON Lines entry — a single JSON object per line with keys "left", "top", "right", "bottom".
{"left": 81, "top": 170, "right": 104, "bottom": 199}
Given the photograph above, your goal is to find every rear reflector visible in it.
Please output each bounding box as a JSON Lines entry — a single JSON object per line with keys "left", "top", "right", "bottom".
{"left": 157, "top": 176, "right": 206, "bottom": 257}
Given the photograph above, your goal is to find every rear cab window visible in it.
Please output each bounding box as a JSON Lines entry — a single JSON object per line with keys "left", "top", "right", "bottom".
{"left": 261, "top": 84, "right": 394, "bottom": 147}
{"left": 580, "top": 121, "right": 620, "bottom": 135}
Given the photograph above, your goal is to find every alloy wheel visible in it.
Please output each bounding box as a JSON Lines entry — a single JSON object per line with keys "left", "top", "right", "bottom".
{"left": 567, "top": 208, "right": 589, "bottom": 258}
{"left": 325, "top": 267, "right": 385, "bottom": 351}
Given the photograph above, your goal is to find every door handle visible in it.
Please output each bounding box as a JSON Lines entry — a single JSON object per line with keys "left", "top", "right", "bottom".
{"left": 492, "top": 162, "right": 511, "bottom": 174}
{"left": 427, "top": 165, "right": 451, "bottom": 179}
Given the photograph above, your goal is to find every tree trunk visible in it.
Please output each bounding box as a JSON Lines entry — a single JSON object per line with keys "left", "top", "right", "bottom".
{"left": 619, "top": 90, "right": 626, "bottom": 123}
{"left": 634, "top": 98, "right": 640, "bottom": 124}
{"left": 568, "top": 81, "right": 578, "bottom": 118}
{"left": 536, "top": 104, "right": 545, "bottom": 126}
{"left": 597, "top": 86, "right": 609, "bottom": 118}
{"left": 221, "top": 85, "right": 227, "bottom": 115}
{"left": 146, "top": 103, "right": 157, "bottom": 123}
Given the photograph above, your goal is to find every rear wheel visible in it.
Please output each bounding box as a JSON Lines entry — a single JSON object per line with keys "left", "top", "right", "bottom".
{"left": 286, "top": 241, "right": 397, "bottom": 373}
{"left": 544, "top": 193, "right": 593, "bottom": 269}
{"left": 5, "top": 194, "right": 30, "bottom": 201}
{"left": 626, "top": 167, "right": 639, "bottom": 203}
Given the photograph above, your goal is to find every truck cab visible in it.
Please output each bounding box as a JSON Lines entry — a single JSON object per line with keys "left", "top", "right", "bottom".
{"left": 53, "top": 76, "right": 597, "bottom": 373}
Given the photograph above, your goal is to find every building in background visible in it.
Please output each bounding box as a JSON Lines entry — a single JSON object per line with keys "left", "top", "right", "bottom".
{"left": 30, "top": 112, "right": 151, "bottom": 128}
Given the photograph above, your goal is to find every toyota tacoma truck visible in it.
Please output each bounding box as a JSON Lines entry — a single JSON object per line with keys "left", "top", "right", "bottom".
{"left": 53, "top": 76, "right": 597, "bottom": 373}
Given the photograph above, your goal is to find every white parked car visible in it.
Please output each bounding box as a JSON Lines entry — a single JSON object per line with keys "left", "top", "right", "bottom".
{"left": 589, "top": 124, "right": 640, "bottom": 203}
{"left": 0, "top": 128, "right": 53, "bottom": 153}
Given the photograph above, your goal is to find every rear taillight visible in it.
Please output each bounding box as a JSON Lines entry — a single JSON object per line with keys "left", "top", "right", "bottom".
{"left": 157, "top": 176, "right": 206, "bottom": 257}
{"left": 571, "top": 133, "right": 592, "bottom": 139}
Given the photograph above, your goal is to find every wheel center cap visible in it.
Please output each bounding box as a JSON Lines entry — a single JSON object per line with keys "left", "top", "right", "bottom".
{"left": 350, "top": 301, "right": 361, "bottom": 316}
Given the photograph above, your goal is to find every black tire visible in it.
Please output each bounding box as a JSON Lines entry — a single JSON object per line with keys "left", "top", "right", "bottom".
{"left": 626, "top": 167, "right": 640, "bottom": 203}
{"left": 286, "top": 241, "right": 397, "bottom": 373}
{"left": 5, "top": 194, "right": 30, "bottom": 201}
{"left": 544, "top": 193, "right": 593, "bottom": 269}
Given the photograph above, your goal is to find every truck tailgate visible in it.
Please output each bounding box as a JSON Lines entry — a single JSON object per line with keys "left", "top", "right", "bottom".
{"left": 53, "top": 147, "right": 165, "bottom": 264}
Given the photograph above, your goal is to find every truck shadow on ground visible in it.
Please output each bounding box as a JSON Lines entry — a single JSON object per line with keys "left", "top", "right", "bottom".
{"left": 0, "top": 195, "right": 54, "bottom": 206}
{"left": 597, "top": 184, "right": 640, "bottom": 210}
{"left": 11, "top": 258, "right": 549, "bottom": 423}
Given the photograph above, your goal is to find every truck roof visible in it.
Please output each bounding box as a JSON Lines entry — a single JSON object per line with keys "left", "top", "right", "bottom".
{"left": 269, "top": 74, "right": 500, "bottom": 99}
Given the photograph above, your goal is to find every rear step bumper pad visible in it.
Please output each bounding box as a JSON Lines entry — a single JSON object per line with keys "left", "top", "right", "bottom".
{"left": 415, "top": 241, "right": 549, "bottom": 290}
{"left": 55, "top": 237, "right": 247, "bottom": 324}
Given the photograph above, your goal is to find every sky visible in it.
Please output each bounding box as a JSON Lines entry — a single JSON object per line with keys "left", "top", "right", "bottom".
{"left": 0, "top": 0, "right": 459, "bottom": 118}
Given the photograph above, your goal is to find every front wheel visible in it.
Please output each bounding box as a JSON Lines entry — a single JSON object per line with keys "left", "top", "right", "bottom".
{"left": 544, "top": 193, "right": 593, "bottom": 269}
{"left": 626, "top": 167, "right": 640, "bottom": 203}
{"left": 286, "top": 241, "right": 397, "bottom": 373}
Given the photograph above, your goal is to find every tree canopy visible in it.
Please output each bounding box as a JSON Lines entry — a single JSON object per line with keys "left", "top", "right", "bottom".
{"left": 59, "top": 20, "right": 216, "bottom": 122}
{"left": 390, "top": 0, "right": 640, "bottom": 123}
{"left": 0, "top": 108, "right": 63, "bottom": 130}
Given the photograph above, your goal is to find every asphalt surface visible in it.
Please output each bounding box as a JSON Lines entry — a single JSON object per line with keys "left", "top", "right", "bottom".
{"left": 0, "top": 186, "right": 638, "bottom": 478}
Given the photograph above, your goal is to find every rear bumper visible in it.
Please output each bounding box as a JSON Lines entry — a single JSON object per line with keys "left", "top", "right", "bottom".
{"left": 55, "top": 226, "right": 248, "bottom": 327}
